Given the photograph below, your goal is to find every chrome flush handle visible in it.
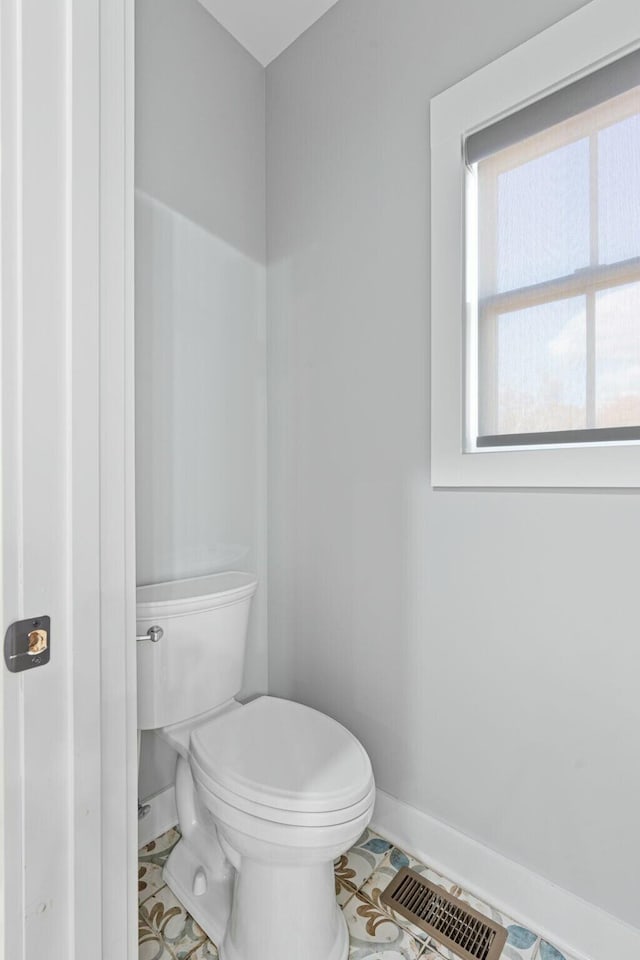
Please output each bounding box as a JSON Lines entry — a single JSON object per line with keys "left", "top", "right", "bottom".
{"left": 136, "top": 625, "right": 164, "bottom": 643}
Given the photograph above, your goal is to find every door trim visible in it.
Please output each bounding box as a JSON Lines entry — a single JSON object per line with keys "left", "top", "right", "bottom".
{"left": 99, "top": 0, "right": 138, "bottom": 957}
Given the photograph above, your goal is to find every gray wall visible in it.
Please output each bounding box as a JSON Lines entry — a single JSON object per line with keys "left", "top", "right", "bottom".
{"left": 266, "top": 0, "right": 640, "bottom": 929}
{"left": 136, "top": 0, "right": 266, "bottom": 799}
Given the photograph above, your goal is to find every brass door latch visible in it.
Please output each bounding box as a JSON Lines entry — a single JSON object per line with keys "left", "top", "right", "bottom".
{"left": 4, "top": 616, "right": 50, "bottom": 672}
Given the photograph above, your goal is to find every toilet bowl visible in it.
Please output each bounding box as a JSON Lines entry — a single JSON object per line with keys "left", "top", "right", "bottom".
{"left": 137, "top": 573, "right": 375, "bottom": 960}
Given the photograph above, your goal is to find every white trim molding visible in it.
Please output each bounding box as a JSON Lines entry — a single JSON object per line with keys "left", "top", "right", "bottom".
{"left": 99, "top": 0, "right": 137, "bottom": 957}
{"left": 372, "top": 789, "right": 640, "bottom": 960}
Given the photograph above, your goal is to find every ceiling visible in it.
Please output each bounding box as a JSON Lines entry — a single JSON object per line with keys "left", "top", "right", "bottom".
{"left": 197, "top": 0, "right": 341, "bottom": 66}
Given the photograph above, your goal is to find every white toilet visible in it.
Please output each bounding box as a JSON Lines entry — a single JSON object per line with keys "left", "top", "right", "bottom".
{"left": 137, "top": 571, "right": 375, "bottom": 960}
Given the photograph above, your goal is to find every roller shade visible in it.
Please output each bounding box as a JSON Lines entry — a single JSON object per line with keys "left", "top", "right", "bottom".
{"left": 466, "top": 46, "right": 640, "bottom": 165}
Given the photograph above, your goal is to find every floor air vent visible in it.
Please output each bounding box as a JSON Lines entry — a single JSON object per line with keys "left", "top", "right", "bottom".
{"left": 380, "top": 867, "right": 507, "bottom": 960}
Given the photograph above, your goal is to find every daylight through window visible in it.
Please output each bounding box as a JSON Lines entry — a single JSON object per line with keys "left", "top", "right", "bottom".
{"left": 466, "top": 49, "right": 640, "bottom": 448}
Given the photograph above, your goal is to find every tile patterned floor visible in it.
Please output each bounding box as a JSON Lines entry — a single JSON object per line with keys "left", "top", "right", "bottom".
{"left": 138, "top": 827, "right": 580, "bottom": 960}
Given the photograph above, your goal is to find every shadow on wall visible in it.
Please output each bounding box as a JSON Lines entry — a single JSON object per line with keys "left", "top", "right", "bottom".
{"left": 135, "top": 188, "right": 265, "bottom": 587}
{"left": 135, "top": 189, "right": 267, "bottom": 801}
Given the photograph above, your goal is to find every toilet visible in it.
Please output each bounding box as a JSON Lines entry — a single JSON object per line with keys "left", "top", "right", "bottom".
{"left": 137, "top": 572, "right": 375, "bottom": 960}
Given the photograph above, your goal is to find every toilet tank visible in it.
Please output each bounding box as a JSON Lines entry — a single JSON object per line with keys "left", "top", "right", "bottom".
{"left": 136, "top": 571, "right": 257, "bottom": 730}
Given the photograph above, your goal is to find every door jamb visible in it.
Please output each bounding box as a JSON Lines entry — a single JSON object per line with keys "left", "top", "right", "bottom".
{"left": 99, "top": 0, "right": 138, "bottom": 957}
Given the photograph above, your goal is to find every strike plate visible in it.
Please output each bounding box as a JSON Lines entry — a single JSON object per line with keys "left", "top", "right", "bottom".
{"left": 4, "top": 616, "right": 51, "bottom": 673}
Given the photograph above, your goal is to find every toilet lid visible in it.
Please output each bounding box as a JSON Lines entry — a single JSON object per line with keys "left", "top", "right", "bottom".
{"left": 190, "top": 696, "right": 373, "bottom": 815}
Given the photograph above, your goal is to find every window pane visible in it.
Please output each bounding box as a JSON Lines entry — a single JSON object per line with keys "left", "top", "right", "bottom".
{"left": 479, "top": 297, "right": 586, "bottom": 435}
{"left": 471, "top": 82, "right": 640, "bottom": 447}
{"left": 598, "top": 112, "right": 640, "bottom": 265}
{"left": 492, "top": 139, "right": 590, "bottom": 293}
{"left": 595, "top": 281, "right": 640, "bottom": 427}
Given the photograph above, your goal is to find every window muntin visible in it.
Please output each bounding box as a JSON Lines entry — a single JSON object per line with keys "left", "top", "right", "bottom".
{"left": 469, "top": 83, "right": 640, "bottom": 447}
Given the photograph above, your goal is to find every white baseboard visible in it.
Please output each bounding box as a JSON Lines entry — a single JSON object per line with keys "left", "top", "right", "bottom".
{"left": 138, "top": 785, "right": 178, "bottom": 850}
{"left": 371, "top": 789, "right": 640, "bottom": 960}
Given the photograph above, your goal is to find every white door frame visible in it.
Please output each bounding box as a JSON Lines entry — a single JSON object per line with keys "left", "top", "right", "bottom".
{"left": 1, "top": 0, "right": 136, "bottom": 957}
{"left": 99, "top": 0, "right": 138, "bottom": 957}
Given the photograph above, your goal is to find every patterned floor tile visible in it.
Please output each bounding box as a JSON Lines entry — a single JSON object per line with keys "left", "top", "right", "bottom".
{"left": 335, "top": 828, "right": 395, "bottom": 906}
{"left": 138, "top": 915, "right": 176, "bottom": 960}
{"left": 344, "top": 891, "right": 424, "bottom": 959}
{"left": 535, "top": 941, "right": 578, "bottom": 960}
{"left": 140, "top": 827, "right": 181, "bottom": 860}
{"left": 139, "top": 828, "right": 182, "bottom": 905}
{"left": 137, "top": 828, "right": 576, "bottom": 960}
{"left": 139, "top": 862, "right": 166, "bottom": 906}
{"left": 186, "top": 940, "right": 219, "bottom": 960}
{"left": 142, "top": 883, "right": 207, "bottom": 959}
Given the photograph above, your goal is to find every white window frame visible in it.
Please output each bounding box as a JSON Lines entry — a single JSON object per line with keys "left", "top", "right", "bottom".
{"left": 430, "top": 0, "right": 640, "bottom": 487}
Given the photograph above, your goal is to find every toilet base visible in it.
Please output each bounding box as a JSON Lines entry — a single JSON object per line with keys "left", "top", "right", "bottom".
{"left": 163, "top": 836, "right": 233, "bottom": 948}
{"left": 218, "top": 848, "right": 349, "bottom": 960}
{"left": 163, "top": 833, "right": 349, "bottom": 960}
{"left": 220, "top": 903, "right": 348, "bottom": 960}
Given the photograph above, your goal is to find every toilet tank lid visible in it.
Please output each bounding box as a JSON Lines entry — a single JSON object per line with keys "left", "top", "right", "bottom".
{"left": 136, "top": 571, "right": 257, "bottom": 618}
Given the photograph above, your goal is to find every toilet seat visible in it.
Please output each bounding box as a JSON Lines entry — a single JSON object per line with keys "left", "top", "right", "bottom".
{"left": 190, "top": 696, "right": 374, "bottom": 826}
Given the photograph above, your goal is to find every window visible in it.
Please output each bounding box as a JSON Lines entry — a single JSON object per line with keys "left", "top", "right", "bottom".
{"left": 430, "top": 0, "right": 640, "bottom": 486}
{"left": 467, "top": 50, "right": 640, "bottom": 449}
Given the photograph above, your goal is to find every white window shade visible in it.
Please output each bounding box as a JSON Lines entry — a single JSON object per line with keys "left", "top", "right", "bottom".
{"left": 469, "top": 59, "right": 640, "bottom": 448}
{"left": 466, "top": 47, "right": 640, "bottom": 164}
